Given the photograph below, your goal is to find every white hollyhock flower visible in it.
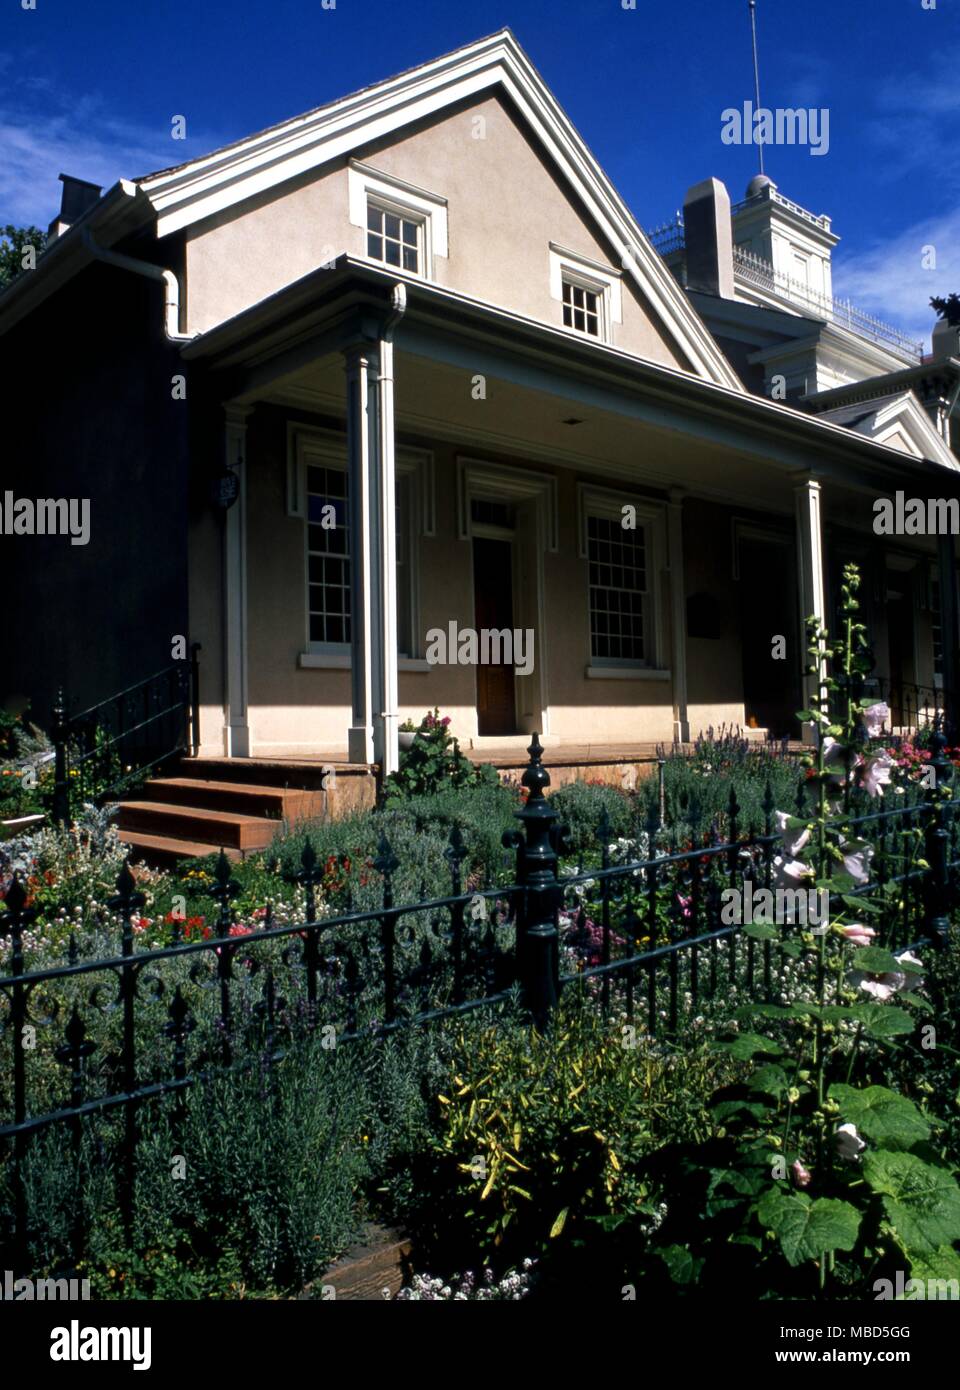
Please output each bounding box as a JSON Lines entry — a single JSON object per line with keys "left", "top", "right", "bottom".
{"left": 861, "top": 749, "right": 895, "bottom": 798}
{"left": 841, "top": 841, "right": 874, "bottom": 886}
{"left": 772, "top": 855, "right": 814, "bottom": 890}
{"left": 775, "top": 810, "right": 810, "bottom": 858}
{"left": 835, "top": 1123, "right": 866, "bottom": 1161}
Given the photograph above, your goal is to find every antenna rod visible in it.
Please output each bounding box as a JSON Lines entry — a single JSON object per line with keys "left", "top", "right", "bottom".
{"left": 749, "top": 0, "right": 764, "bottom": 176}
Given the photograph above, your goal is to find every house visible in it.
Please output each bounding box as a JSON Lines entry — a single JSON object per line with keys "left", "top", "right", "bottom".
{"left": 3, "top": 29, "right": 960, "bottom": 852}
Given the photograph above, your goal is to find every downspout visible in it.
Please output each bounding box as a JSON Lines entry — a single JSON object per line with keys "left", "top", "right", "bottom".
{"left": 80, "top": 227, "right": 191, "bottom": 341}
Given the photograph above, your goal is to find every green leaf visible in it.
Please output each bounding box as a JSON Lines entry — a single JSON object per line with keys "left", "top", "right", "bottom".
{"left": 906, "top": 1244, "right": 960, "bottom": 1290}
{"left": 743, "top": 922, "right": 779, "bottom": 942}
{"left": 852, "top": 947, "right": 922, "bottom": 975}
{"left": 658, "top": 1245, "right": 703, "bottom": 1285}
{"left": 749, "top": 1064, "right": 790, "bottom": 1098}
{"left": 840, "top": 894, "right": 882, "bottom": 917}
{"left": 713, "top": 1099, "right": 769, "bottom": 1123}
{"left": 828, "top": 1084, "right": 930, "bottom": 1149}
{"left": 719, "top": 1033, "right": 784, "bottom": 1061}
{"left": 756, "top": 1189, "right": 861, "bottom": 1268}
{"left": 863, "top": 1151, "right": 960, "bottom": 1254}
{"left": 549, "top": 1206, "right": 569, "bottom": 1239}
{"left": 850, "top": 1005, "right": 915, "bottom": 1040}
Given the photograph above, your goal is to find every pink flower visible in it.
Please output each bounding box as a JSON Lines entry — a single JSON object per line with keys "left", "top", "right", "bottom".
{"left": 838, "top": 923, "right": 876, "bottom": 948}
{"left": 771, "top": 855, "right": 814, "bottom": 890}
{"left": 791, "top": 1160, "right": 812, "bottom": 1188}
{"left": 862, "top": 702, "right": 890, "bottom": 739}
{"left": 840, "top": 840, "right": 873, "bottom": 886}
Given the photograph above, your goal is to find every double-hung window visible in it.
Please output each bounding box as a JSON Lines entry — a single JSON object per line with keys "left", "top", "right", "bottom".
{"left": 587, "top": 513, "right": 649, "bottom": 663}
{"left": 578, "top": 486, "right": 665, "bottom": 672}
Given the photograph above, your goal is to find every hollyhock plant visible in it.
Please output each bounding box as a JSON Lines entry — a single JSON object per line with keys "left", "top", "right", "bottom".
{"left": 859, "top": 748, "right": 895, "bottom": 798}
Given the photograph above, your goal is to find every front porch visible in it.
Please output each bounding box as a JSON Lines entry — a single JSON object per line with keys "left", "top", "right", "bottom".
{"left": 181, "top": 257, "right": 960, "bottom": 781}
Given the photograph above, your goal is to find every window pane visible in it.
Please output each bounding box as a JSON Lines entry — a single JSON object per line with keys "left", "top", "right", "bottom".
{"left": 367, "top": 232, "right": 382, "bottom": 259}
{"left": 384, "top": 212, "right": 400, "bottom": 240}
{"left": 402, "top": 245, "right": 418, "bottom": 272}
{"left": 385, "top": 239, "right": 401, "bottom": 267}
{"left": 367, "top": 205, "right": 382, "bottom": 232}
{"left": 402, "top": 220, "right": 417, "bottom": 245}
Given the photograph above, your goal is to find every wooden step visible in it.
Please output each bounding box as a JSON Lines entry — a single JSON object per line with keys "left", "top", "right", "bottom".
{"left": 176, "top": 757, "right": 372, "bottom": 792}
{"left": 118, "top": 801, "right": 277, "bottom": 851}
{"left": 119, "top": 829, "right": 242, "bottom": 866}
{"left": 141, "top": 777, "right": 323, "bottom": 821}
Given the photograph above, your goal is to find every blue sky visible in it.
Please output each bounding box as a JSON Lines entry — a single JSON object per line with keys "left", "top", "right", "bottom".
{"left": 0, "top": 0, "right": 957, "bottom": 346}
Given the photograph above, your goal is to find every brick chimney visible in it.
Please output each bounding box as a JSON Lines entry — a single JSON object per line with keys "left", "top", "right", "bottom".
{"left": 47, "top": 173, "right": 102, "bottom": 241}
{"left": 682, "top": 177, "right": 735, "bottom": 299}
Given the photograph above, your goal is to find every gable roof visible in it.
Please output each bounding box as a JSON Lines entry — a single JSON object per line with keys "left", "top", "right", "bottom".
{"left": 0, "top": 29, "right": 742, "bottom": 388}
{"left": 816, "top": 390, "right": 959, "bottom": 472}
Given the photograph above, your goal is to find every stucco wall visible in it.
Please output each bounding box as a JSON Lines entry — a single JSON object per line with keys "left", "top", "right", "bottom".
{"left": 184, "top": 92, "right": 684, "bottom": 370}
{"left": 190, "top": 412, "right": 762, "bottom": 755}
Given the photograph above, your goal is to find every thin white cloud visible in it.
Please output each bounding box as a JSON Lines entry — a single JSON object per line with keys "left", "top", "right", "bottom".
{"left": 0, "top": 57, "right": 229, "bottom": 227}
{"left": 833, "top": 207, "right": 960, "bottom": 351}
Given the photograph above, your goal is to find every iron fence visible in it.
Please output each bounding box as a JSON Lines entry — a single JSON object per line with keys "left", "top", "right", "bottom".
{"left": 0, "top": 733, "right": 956, "bottom": 1261}
{"left": 51, "top": 645, "right": 201, "bottom": 821}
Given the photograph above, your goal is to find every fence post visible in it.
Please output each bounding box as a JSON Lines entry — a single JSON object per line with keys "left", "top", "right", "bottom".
{"left": 51, "top": 687, "right": 70, "bottom": 826}
{"left": 189, "top": 643, "right": 202, "bottom": 756}
{"left": 504, "top": 733, "right": 562, "bottom": 1030}
{"left": 923, "top": 730, "right": 951, "bottom": 950}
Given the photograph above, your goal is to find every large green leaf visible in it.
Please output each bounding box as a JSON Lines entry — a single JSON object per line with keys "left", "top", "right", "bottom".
{"left": 906, "top": 1244, "right": 960, "bottom": 1291}
{"left": 749, "top": 1064, "right": 790, "bottom": 1098}
{"left": 828, "top": 1084, "right": 930, "bottom": 1149}
{"left": 658, "top": 1245, "right": 703, "bottom": 1286}
{"left": 852, "top": 947, "right": 922, "bottom": 976}
{"left": 863, "top": 1151, "right": 960, "bottom": 1254}
{"left": 756, "top": 1189, "right": 861, "bottom": 1268}
{"left": 850, "top": 1004, "right": 915, "bottom": 1039}
{"left": 719, "top": 1033, "right": 784, "bottom": 1061}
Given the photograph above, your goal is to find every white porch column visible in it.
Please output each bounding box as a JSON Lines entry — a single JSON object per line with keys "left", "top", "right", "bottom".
{"left": 344, "top": 324, "right": 401, "bottom": 774}
{"left": 794, "top": 475, "right": 827, "bottom": 738}
{"left": 223, "top": 405, "right": 251, "bottom": 757}
{"left": 667, "top": 488, "right": 689, "bottom": 744}
{"left": 344, "top": 347, "right": 376, "bottom": 766}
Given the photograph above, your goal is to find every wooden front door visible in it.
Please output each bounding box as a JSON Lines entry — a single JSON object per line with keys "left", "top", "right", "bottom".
{"left": 473, "top": 537, "right": 516, "bottom": 736}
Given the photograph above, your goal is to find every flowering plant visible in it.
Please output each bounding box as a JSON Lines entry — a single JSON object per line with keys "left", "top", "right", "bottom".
{"left": 634, "top": 565, "right": 960, "bottom": 1297}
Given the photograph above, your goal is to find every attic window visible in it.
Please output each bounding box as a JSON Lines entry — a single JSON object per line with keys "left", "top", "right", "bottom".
{"left": 348, "top": 160, "right": 447, "bottom": 281}
{"left": 562, "top": 278, "right": 601, "bottom": 337}
{"left": 367, "top": 201, "right": 421, "bottom": 274}
{"left": 549, "top": 243, "right": 622, "bottom": 345}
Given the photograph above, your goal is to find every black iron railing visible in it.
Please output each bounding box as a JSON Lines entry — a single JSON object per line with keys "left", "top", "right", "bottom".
{"left": 51, "top": 644, "right": 200, "bottom": 820}
{"left": 861, "top": 677, "right": 953, "bottom": 739}
{"left": 1, "top": 733, "right": 955, "bottom": 1262}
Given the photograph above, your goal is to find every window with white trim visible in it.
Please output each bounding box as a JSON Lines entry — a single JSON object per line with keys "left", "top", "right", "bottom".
{"left": 306, "top": 462, "right": 414, "bottom": 654}
{"left": 562, "top": 276, "right": 601, "bottom": 337}
{"left": 348, "top": 160, "right": 447, "bottom": 281}
{"left": 549, "top": 243, "right": 622, "bottom": 346}
{"left": 366, "top": 200, "right": 422, "bottom": 274}
{"left": 586, "top": 513, "right": 649, "bottom": 663}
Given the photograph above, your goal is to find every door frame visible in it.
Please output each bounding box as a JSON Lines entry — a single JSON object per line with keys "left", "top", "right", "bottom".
{"left": 457, "top": 457, "right": 556, "bottom": 736}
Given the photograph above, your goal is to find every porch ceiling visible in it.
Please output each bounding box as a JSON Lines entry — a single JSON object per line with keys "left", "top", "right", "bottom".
{"left": 184, "top": 257, "right": 960, "bottom": 515}
{"left": 269, "top": 348, "right": 802, "bottom": 512}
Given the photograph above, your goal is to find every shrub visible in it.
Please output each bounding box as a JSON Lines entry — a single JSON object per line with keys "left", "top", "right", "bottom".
{"left": 385, "top": 708, "right": 499, "bottom": 800}
{"left": 547, "top": 780, "right": 635, "bottom": 859}
{"left": 403, "top": 994, "right": 738, "bottom": 1286}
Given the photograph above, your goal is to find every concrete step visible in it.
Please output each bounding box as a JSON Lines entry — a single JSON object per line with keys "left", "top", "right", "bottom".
{"left": 118, "top": 829, "right": 242, "bottom": 866}
{"left": 141, "top": 776, "right": 322, "bottom": 821}
{"left": 117, "top": 800, "right": 277, "bottom": 852}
